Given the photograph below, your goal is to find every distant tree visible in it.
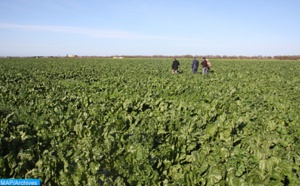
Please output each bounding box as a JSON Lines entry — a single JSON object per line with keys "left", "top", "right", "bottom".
{"left": 184, "top": 54, "right": 193, "bottom": 58}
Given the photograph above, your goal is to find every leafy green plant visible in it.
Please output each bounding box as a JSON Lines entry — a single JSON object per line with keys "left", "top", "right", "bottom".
{"left": 0, "top": 58, "right": 300, "bottom": 185}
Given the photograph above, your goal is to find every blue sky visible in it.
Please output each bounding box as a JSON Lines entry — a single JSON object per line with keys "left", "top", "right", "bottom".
{"left": 0, "top": 0, "right": 299, "bottom": 56}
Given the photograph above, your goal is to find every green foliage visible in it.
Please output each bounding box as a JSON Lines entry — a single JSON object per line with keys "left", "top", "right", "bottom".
{"left": 1, "top": 58, "right": 300, "bottom": 185}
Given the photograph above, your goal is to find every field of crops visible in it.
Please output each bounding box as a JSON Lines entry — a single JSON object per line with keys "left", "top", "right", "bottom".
{"left": 1, "top": 57, "right": 300, "bottom": 185}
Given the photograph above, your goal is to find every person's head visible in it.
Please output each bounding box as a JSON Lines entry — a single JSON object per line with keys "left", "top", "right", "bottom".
{"left": 203, "top": 57, "right": 206, "bottom": 59}
{"left": 194, "top": 57, "right": 196, "bottom": 60}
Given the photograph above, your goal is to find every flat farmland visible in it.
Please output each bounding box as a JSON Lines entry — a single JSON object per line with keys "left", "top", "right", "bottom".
{"left": 1, "top": 58, "right": 300, "bottom": 185}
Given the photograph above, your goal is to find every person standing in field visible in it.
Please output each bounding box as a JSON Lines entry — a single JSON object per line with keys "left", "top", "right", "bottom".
{"left": 201, "top": 57, "right": 209, "bottom": 75}
{"left": 192, "top": 57, "right": 199, "bottom": 74}
{"left": 172, "top": 58, "right": 180, "bottom": 74}
{"left": 207, "top": 59, "right": 212, "bottom": 73}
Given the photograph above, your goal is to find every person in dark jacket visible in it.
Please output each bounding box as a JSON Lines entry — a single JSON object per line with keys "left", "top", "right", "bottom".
{"left": 172, "top": 58, "right": 180, "bottom": 74}
{"left": 192, "top": 57, "right": 199, "bottom": 74}
{"left": 201, "top": 57, "right": 209, "bottom": 75}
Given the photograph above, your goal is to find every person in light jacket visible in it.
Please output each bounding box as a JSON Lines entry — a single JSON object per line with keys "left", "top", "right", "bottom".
{"left": 207, "top": 59, "right": 212, "bottom": 73}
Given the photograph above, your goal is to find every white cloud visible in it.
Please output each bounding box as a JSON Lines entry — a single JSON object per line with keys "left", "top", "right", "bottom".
{"left": 0, "top": 23, "right": 198, "bottom": 41}
{"left": 0, "top": 23, "right": 135, "bottom": 38}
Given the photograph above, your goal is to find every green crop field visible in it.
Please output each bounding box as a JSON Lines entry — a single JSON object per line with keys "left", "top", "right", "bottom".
{"left": 1, "top": 58, "right": 300, "bottom": 185}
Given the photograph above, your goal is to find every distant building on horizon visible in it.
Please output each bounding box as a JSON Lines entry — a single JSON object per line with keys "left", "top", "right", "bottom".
{"left": 66, "top": 54, "right": 78, "bottom": 58}
{"left": 112, "top": 56, "right": 123, "bottom": 59}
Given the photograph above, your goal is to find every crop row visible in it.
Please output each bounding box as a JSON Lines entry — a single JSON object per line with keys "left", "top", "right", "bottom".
{"left": 0, "top": 58, "right": 300, "bottom": 185}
